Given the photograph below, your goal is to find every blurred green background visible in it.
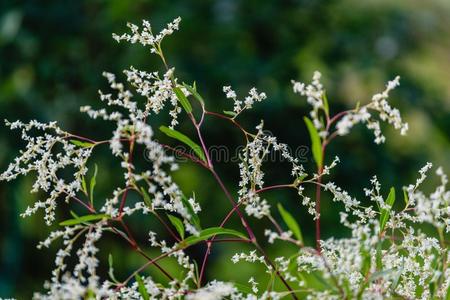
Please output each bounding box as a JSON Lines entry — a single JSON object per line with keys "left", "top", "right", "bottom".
{"left": 0, "top": 0, "right": 449, "bottom": 298}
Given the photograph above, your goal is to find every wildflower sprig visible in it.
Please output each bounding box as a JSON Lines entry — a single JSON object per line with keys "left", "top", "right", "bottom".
{"left": 1, "top": 17, "right": 448, "bottom": 300}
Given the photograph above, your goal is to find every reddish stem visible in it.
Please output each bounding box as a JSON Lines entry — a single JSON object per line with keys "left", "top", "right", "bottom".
{"left": 255, "top": 184, "right": 296, "bottom": 194}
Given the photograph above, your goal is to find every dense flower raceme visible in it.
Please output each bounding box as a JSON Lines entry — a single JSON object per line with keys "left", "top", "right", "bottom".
{"left": 1, "top": 17, "right": 449, "bottom": 300}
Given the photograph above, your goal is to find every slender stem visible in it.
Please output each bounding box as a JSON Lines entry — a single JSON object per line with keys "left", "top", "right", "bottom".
{"left": 153, "top": 211, "right": 181, "bottom": 242}
{"left": 315, "top": 139, "right": 326, "bottom": 252}
{"left": 118, "top": 136, "right": 135, "bottom": 217}
{"left": 161, "top": 144, "right": 208, "bottom": 169}
{"left": 63, "top": 192, "right": 96, "bottom": 213}
{"left": 327, "top": 109, "right": 351, "bottom": 127}
{"left": 193, "top": 119, "right": 213, "bottom": 169}
{"left": 205, "top": 110, "right": 252, "bottom": 142}
{"left": 210, "top": 169, "right": 255, "bottom": 240}
{"left": 65, "top": 133, "right": 98, "bottom": 144}
{"left": 110, "top": 223, "right": 176, "bottom": 283}
{"left": 255, "top": 184, "right": 296, "bottom": 194}
{"left": 254, "top": 242, "right": 299, "bottom": 300}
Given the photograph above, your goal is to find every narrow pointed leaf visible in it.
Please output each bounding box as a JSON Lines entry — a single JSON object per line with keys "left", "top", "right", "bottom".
{"left": 167, "top": 214, "right": 185, "bottom": 239}
{"left": 108, "top": 254, "right": 120, "bottom": 284}
{"left": 376, "top": 240, "right": 383, "bottom": 270}
{"left": 304, "top": 117, "right": 323, "bottom": 168}
{"left": 81, "top": 175, "right": 88, "bottom": 195}
{"left": 183, "top": 82, "right": 204, "bottom": 106}
{"left": 277, "top": 203, "right": 303, "bottom": 244}
{"left": 70, "top": 139, "right": 95, "bottom": 148}
{"left": 322, "top": 92, "right": 330, "bottom": 116}
{"left": 89, "top": 164, "right": 98, "bottom": 206}
{"left": 223, "top": 110, "right": 237, "bottom": 117}
{"left": 159, "top": 126, "right": 206, "bottom": 162}
{"left": 140, "top": 187, "right": 152, "bottom": 208}
{"left": 403, "top": 188, "right": 409, "bottom": 206}
{"left": 135, "top": 274, "right": 150, "bottom": 300}
{"left": 59, "top": 214, "right": 110, "bottom": 226}
{"left": 180, "top": 227, "right": 247, "bottom": 248}
{"left": 173, "top": 87, "right": 192, "bottom": 113}
{"left": 379, "top": 187, "right": 396, "bottom": 233}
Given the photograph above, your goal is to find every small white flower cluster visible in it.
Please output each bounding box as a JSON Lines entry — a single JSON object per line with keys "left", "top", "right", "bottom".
{"left": 0, "top": 120, "right": 91, "bottom": 225}
{"left": 284, "top": 165, "right": 448, "bottom": 299}
{"left": 335, "top": 76, "right": 409, "bottom": 144}
{"left": 401, "top": 164, "right": 450, "bottom": 232}
{"left": 293, "top": 72, "right": 409, "bottom": 144}
{"left": 2, "top": 17, "right": 448, "bottom": 300}
{"left": 124, "top": 67, "right": 184, "bottom": 128}
{"left": 186, "top": 281, "right": 239, "bottom": 300}
{"left": 112, "top": 17, "right": 181, "bottom": 54}
{"left": 264, "top": 229, "right": 292, "bottom": 244}
{"left": 223, "top": 86, "right": 267, "bottom": 117}
{"left": 238, "top": 122, "right": 305, "bottom": 219}
{"left": 231, "top": 250, "right": 269, "bottom": 269}
{"left": 292, "top": 71, "right": 327, "bottom": 136}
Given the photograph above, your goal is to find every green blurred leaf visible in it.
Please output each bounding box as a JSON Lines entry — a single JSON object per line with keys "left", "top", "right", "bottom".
{"left": 180, "top": 227, "right": 247, "bottom": 248}
{"left": 85, "top": 289, "right": 96, "bottom": 300}
{"left": 380, "top": 187, "right": 395, "bottom": 233}
{"left": 223, "top": 110, "right": 237, "bottom": 117}
{"left": 304, "top": 117, "right": 323, "bottom": 168}
{"left": 140, "top": 187, "right": 152, "bottom": 208}
{"left": 59, "top": 214, "right": 110, "bottom": 226}
{"left": 135, "top": 274, "right": 150, "bottom": 300}
{"left": 108, "top": 254, "right": 120, "bottom": 284}
{"left": 403, "top": 188, "right": 409, "bottom": 207}
{"left": 183, "top": 82, "right": 204, "bottom": 106}
{"left": 277, "top": 203, "right": 303, "bottom": 244}
{"left": 173, "top": 86, "right": 192, "bottom": 113}
{"left": 89, "top": 164, "right": 98, "bottom": 207}
{"left": 167, "top": 214, "right": 185, "bottom": 239}
{"left": 376, "top": 240, "right": 383, "bottom": 271}
{"left": 322, "top": 92, "right": 329, "bottom": 116}
{"left": 81, "top": 175, "right": 88, "bottom": 196}
{"left": 159, "top": 125, "right": 206, "bottom": 162}
{"left": 70, "top": 139, "right": 95, "bottom": 148}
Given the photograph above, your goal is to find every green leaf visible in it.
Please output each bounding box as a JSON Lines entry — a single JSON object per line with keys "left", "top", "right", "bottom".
{"left": 140, "top": 187, "right": 152, "bottom": 208}
{"left": 173, "top": 87, "right": 192, "bottom": 113}
{"left": 159, "top": 126, "right": 206, "bottom": 163}
{"left": 277, "top": 203, "right": 303, "bottom": 244}
{"left": 180, "top": 193, "right": 201, "bottom": 229}
{"left": 360, "top": 247, "right": 371, "bottom": 276}
{"left": 108, "top": 254, "right": 120, "bottom": 284}
{"left": 304, "top": 117, "right": 323, "bottom": 168}
{"left": 376, "top": 240, "right": 383, "bottom": 270}
{"left": 180, "top": 227, "right": 247, "bottom": 248}
{"left": 59, "top": 214, "right": 110, "bottom": 226}
{"left": 85, "top": 289, "right": 96, "bottom": 299}
{"left": 379, "top": 187, "right": 396, "bottom": 233}
{"left": 81, "top": 176, "right": 88, "bottom": 195}
{"left": 89, "top": 164, "right": 98, "bottom": 207}
{"left": 183, "top": 82, "right": 205, "bottom": 106}
{"left": 135, "top": 274, "right": 150, "bottom": 300}
{"left": 223, "top": 110, "right": 237, "bottom": 117}
{"left": 403, "top": 188, "right": 409, "bottom": 206}
{"left": 322, "top": 92, "right": 330, "bottom": 116}
{"left": 167, "top": 214, "right": 185, "bottom": 239}
{"left": 69, "top": 210, "right": 79, "bottom": 219}
{"left": 70, "top": 139, "right": 95, "bottom": 148}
